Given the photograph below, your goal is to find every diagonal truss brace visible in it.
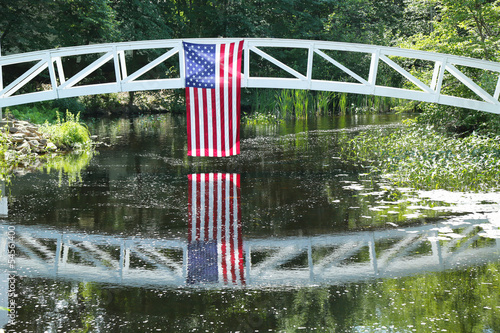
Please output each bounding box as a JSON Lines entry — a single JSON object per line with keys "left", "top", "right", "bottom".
{"left": 379, "top": 54, "right": 434, "bottom": 94}
{"left": 249, "top": 46, "right": 306, "bottom": 80}
{"left": 122, "top": 47, "right": 179, "bottom": 83}
{"left": 0, "top": 59, "right": 48, "bottom": 98}
{"left": 315, "top": 49, "right": 368, "bottom": 85}
{"left": 59, "top": 52, "right": 114, "bottom": 89}
{"left": 445, "top": 63, "right": 499, "bottom": 104}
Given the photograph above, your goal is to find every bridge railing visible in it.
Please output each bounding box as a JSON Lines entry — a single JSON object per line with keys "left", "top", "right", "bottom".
{"left": 1, "top": 38, "right": 500, "bottom": 113}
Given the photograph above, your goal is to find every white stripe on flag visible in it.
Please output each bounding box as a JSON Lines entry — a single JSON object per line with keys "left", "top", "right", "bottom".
{"left": 223, "top": 45, "right": 230, "bottom": 156}
{"left": 207, "top": 91, "right": 214, "bottom": 157}
{"left": 188, "top": 87, "right": 196, "bottom": 156}
{"left": 215, "top": 45, "right": 222, "bottom": 157}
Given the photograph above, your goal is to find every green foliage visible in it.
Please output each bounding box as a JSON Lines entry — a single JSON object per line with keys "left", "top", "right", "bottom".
{"left": 111, "top": 0, "right": 172, "bottom": 41}
{"left": 397, "top": 0, "right": 500, "bottom": 136}
{"left": 243, "top": 112, "right": 282, "bottom": 125}
{"left": 53, "top": 0, "right": 119, "bottom": 47}
{"left": 79, "top": 93, "right": 124, "bottom": 112}
{"left": 400, "top": 0, "right": 500, "bottom": 60}
{"left": 339, "top": 121, "right": 500, "bottom": 192}
{"left": 0, "top": 129, "right": 10, "bottom": 180}
{"left": 51, "top": 98, "right": 87, "bottom": 115}
{"left": 5, "top": 105, "right": 59, "bottom": 124}
{"left": 323, "top": 0, "right": 406, "bottom": 44}
{"left": 40, "top": 111, "right": 92, "bottom": 149}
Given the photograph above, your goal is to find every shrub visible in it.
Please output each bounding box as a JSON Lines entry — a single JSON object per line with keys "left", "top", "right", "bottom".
{"left": 40, "top": 111, "right": 91, "bottom": 149}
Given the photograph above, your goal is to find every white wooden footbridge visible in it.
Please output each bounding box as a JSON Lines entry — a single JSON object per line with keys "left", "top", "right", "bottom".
{"left": 1, "top": 38, "right": 500, "bottom": 114}
{"left": 0, "top": 217, "right": 498, "bottom": 289}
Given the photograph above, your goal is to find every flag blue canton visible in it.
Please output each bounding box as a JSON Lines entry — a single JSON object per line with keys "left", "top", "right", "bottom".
{"left": 184, "top": 42, "right": 216, "bottom": 89}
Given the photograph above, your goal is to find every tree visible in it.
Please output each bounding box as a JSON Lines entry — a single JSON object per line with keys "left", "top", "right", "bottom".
{"left": 110, "top": 0, "right": 173, "bottom": 41}
{"left": 52, "top": 0, "right": 119, "bottom": 47}
{"left": 0, "top": 0, "right": 56, "bottom": 54}
{"left": 399, "top": 0, "right": 500, "bottom": 135}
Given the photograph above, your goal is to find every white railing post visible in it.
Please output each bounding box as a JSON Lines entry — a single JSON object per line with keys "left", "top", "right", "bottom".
{"left": 306, "top": 44, "right": 314, "bottom": 89}
{"left": 245, "top": 243, "right": 252, "bottom": 285}
{"left": 430, "top": 231, "right": 444, "bottom": 266}
{"left": 368, "top": 49, "right": 380, "bottom": 94}
{"left": 0, "top": 182, "right": 7, "bottom": 218}
{"left": 53, "top": 234, "right": 63, "bottom": 275}
{"left": 112, "top": 46, "right": 122, "bottom": 92}
{"left": 179, "top": 41, "right": 186, "bottom": 87}
{"left": 242, "top": 40, "right": 250, "bottom": 87}
{"left": 47, "top": 52, "right": 59, "bottom": 100}
{"left": 433, "top": 58, "right": 447, "bottom": 103}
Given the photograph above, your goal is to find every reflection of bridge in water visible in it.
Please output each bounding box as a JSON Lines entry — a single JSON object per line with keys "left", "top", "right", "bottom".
{"left": 1, "top": 218, "right": 498, "bottom": 288}
{"left": 1, "top": 174, "right": 499, "bottom": 289}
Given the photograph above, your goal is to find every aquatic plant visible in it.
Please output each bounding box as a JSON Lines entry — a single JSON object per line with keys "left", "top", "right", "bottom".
{"left": 315, "top": 91, "right": 335, "bottom": 115}
{"left": 40, "top": 111, "right": 92, "bottom": 149}
{"left": 339, "top": 120, "right": 500, "bottom": 192}
{"left": 0, "top": 131, "right": 11, "bottom": 182}
{"left": 338, "top": 93, "right": 348, "bottom": 115}
{"left": 248, "top": 88, "right": 401, "bottom": 123}
{"left": 242, "top": 112, "right": 282, "bottom": 125}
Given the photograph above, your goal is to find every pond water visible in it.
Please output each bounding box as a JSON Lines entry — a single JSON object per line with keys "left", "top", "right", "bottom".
{"left": 1, "top": 114, "right": 499, "bottom": 332}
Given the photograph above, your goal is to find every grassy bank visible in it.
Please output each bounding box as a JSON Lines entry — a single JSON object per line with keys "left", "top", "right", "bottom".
{"left": 0, "top": 111, "right": 94, "bottom": 184}
{"left": 339, "top": 120, "right": 500, "bottom": 192}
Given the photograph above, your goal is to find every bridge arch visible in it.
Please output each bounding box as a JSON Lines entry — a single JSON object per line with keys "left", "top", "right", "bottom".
{"left": 1, "top": 38, "right": 500, "bottom": 114}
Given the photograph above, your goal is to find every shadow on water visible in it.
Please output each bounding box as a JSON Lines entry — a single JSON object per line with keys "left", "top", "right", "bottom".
{"left": 1, "top": 113, "right": 499, "bottom": 332}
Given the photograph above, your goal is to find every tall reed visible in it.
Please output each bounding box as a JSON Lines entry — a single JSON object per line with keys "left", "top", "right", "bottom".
{"left": 249, "top": 88, "right": 403, "bottom": 121}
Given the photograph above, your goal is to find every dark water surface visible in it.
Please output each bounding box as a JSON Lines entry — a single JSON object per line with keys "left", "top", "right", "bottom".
{"left": 1, "top": 114, "right": 499, "bottom": 332}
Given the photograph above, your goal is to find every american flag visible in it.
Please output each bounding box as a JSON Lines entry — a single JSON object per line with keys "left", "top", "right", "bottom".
{"left": 183, "top": 41, "right": 244, "bottom": 157}
{"left": 187, "top": 173, "right": 245, "bottom": 285}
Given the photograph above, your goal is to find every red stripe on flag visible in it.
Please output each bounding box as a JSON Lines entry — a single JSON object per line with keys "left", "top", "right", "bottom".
{"left": 219, "top": 43, "right": 226, "bottom": 157}
{"left": 186, "top": 88, "right": 192, "bottom": 156}
{"left": 235, "top": 41, "right": 243, "bottom": 155}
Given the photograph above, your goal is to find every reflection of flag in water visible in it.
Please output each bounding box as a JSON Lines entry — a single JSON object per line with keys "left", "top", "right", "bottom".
{"left": 187, "top": 173, "right": 244, "bottom": 285}
{"left": 183, "top": 41, "right": 244, "bottom": 157}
